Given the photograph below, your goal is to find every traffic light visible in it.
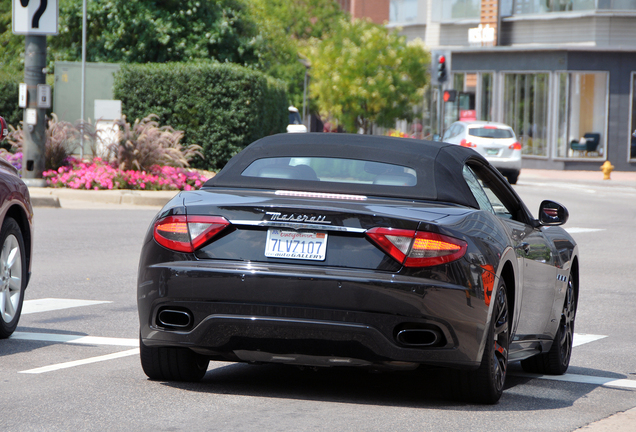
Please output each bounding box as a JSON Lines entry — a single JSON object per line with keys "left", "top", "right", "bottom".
{"left": 443, "top": 90, "right": 457, "bottom": 102}
{"left": 437, "top": 55, "right": 447, "bottom": 83}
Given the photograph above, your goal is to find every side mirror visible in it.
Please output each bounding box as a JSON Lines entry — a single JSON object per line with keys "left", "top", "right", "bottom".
{"left": 538, "top": 200, "right": 569, "bottom": 226}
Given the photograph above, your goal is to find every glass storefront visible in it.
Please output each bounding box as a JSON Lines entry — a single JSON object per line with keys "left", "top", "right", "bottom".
{"left": 503, "top": 73, "right": 550, "bottom": 157}
{"left": 555, "top": 72, "right": 608, "bottom": 159}
{"left": 446, "top": 72, "right": 493, "bottom": 127}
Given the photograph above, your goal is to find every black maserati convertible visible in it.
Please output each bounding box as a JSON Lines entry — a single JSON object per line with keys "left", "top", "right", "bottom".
{"left": 137, "top": 133, "right": 579, "bottom": 404}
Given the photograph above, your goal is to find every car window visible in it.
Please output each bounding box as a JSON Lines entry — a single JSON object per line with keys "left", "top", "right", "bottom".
{"left": 443, "top": 125, "right": 454, "bottom": 140}
{"left": 463, "top": 166, "right": 495, "bottom": 214}
{"left": 468, "top": 127, "right": 514, "bottom": 139}
{"left": 241, "top": 157, "right": 417, "bottom": 186}
{"left": 463, "top": 165, "right": 514, "bottom": 219}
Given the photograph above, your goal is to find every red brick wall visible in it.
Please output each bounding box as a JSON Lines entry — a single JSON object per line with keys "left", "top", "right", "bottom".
{"left": 338, "top": 0, "right": 390, "bottom": 24}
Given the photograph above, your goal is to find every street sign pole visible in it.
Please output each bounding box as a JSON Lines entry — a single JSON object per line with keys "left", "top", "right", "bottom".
{"left": 22, "top": 35, "right": 47, "bottom": 183}
{"left": 13, "top": 0, "right": 58, "bottom": 185}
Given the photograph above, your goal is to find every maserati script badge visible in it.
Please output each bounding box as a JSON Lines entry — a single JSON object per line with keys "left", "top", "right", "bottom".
{"left": 266, "top": 211, "right": 332, "bottom": 224}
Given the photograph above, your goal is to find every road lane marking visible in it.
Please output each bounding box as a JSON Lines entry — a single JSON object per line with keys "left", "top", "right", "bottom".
{"left": 517, "top": 181, "right": 597, "bottom": 194}
{"left": 22, "top": 298, "right": 111, "bottom": 314}
{"left": 19, "top": 349, "right": 140, "bottom": 374}
{"left": 513, "top": 372, "right": 636, "bottom": 391}
{"left": 573, "top": 333, "right": 607, "bottom": 347}
{"left": 10, "top": 331, "right": 138, "bottom": 347}
{"left": 565, "top": 228, "right": 606, "bottom": 234}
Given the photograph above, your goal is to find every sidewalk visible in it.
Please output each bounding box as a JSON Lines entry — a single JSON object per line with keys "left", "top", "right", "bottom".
{"left": 28, "top": 187, "right": 179, "bottom": 208}
{"left": 519, "top": 168, "right": 636, "bottom": 187}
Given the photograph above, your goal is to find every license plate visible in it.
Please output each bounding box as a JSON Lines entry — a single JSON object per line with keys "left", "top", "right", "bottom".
{"left": 265, "top": 229, "right": 328, "bottom": 261}
{"left": 486, "top": 148, "right": 500, "bottom": 156}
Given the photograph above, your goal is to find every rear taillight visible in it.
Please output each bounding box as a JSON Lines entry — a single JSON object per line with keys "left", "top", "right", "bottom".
{"left": 153, "top": 215, "right": 230, "bottom": 253}
{"left": 366, "top": 228, "right": 467, "bottom": 267}
{"left": 460, "top": 139, "right": 476, "bottom": 148}
{"left": 509, "top": 142, "right": 522, "bottom": 150}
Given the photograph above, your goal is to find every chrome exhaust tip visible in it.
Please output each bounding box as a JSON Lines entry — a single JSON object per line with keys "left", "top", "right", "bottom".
{"left": 157, "top": 309, "right": 192, "bottom": 329}
{"left": 396, "top": 328, "right": 441, "bottom": 347}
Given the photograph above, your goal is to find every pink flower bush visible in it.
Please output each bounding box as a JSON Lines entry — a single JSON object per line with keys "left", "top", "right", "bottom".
{"left": 1, "top": 151, "right": 23, "bottom": 172}
{"left": 43, "top": 158, "right": 208, "bottom": 191}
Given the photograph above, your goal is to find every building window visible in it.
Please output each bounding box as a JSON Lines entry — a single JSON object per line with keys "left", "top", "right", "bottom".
{"left": 445, "top": 72, "right": 493, "bottom": 126}
{"left": 595, "top": 0, "right": 636, "bottom": 10}
{"left": 630, "top": 72, "right": 636, "bottom": 160}
{"left": 512, "top": 0, "right": 596, "bottom": 14}
{"left": 390, "top": 0, "right": 418, "bottom": 23}
{"left": 555, "top": 72, "right": 608, "bottom": 159}
{"left": 480, "top": 73, "right": 494, "bottom": 122}
{"left": 503, "top": 73, "right": 550, "bottom": 157}
{"left": 432, "top": 0, "right": 481, "bottom": 21}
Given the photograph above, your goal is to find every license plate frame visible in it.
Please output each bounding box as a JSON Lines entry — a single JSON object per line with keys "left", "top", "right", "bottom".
{"left": 265, "top": 229, "right": 328, "bottom": 261}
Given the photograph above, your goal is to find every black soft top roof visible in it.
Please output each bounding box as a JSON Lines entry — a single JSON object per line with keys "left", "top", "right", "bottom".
{"left": 203, "top": 133, "right": 487, "bottom": 208}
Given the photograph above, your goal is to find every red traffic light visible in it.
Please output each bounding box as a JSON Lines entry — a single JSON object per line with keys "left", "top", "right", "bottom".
{"left": 438, "top": 55, "right": 446, "bottom": 64}
{"left": 443, "top": 90, "right": 457, "bottom": 102}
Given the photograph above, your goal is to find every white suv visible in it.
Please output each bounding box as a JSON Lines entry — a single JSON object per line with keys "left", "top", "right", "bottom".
{"left": 443, "top": 121, "right": 522, "bottom": 184}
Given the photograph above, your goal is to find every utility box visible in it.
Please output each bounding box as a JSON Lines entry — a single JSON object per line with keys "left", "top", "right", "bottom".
{"left": 53, "top": 61, "right": 121, "bottom": 123}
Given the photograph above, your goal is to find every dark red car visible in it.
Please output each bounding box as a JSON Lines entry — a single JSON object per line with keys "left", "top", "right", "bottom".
{"left": 0, "top": 116, "right": 33, "bottom": 338}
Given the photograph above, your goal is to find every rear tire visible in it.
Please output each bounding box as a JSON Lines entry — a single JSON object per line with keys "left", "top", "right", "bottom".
{"left": 0, "top": 218, "right": 27, "bottom": 339}
{"left": 521, "top": 275, "right": 577, "bottom": 375}
{"left": 452, "top": 279, "right": 509, "bottom": 404}
{"left": 140, "top": 336, "right": 209, "bottom": 382}
{"left": 506, "top": 171, "right": 519, "bottom": 185}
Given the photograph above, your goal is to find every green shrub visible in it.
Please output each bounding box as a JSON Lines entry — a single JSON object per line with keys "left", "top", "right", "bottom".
{"left": 113, "top": 62, "right": 288, "bottom": 170}
{"left": 0, "top": 80, "right": 23, "bottom": 128}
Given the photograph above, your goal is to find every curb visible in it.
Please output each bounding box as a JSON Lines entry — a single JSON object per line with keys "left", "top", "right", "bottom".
{"left": 31, "top": 196, "right": 61, "bottom": 208}
{"left": 577, "top": 407, "right": 636, "bottom": 431}
{"left": 28, "top": 187, "right": 178, "bottom": 208}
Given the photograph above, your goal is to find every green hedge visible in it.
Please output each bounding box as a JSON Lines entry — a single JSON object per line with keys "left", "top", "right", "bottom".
{"left": 113, "top": 62, "right": 288, "bottom": 170}
{"left": 0, "top": 80, "right": 23, "bottom": 128}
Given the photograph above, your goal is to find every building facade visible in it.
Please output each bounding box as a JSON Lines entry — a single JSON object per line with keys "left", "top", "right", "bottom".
{"left": 338, "top": 0, "right": 390, "bottom": 23}
{"left": 384, "top": 0, "right": 636, "bottom": 171}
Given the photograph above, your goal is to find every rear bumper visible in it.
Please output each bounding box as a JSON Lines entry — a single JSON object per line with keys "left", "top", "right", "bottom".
{"left": 138, "top": 258, "right": 491, "bottom": 369}
{"left": 486, "top": 156, "right": 522, "bottom": 172}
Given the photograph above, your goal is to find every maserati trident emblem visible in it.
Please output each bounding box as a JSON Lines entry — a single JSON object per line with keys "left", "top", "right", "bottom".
{"left": 266, "top": 211, "right": 332, "bottom": 224}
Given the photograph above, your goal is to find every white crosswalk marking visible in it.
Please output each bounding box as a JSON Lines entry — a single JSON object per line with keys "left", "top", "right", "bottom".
{"left": 19, "top": 349, "right": 140, "bottom": 374}
{"left": 22, "top": 298, "right": 111, "bottom": 314}
{"left": 10, "top": 331, "right": 138, "bottom": 347}
{"left": 513, "top": 372, "right": 636, "bottom": 391}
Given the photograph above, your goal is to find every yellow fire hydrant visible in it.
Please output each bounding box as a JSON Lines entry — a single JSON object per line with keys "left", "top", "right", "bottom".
{"left": 601, "top": 160, "right": 614, "bottom": 180}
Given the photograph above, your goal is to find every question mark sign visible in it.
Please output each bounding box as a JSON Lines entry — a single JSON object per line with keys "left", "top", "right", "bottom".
{"left": 19, "top": 0, "right": 48, "bottom": 29}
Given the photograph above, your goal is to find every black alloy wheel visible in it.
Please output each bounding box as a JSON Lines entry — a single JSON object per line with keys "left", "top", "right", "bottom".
{"left": 140, "top": 335, "right": 210, "bottom": 382}
{"left": 452, "top": 279, "right": 509, "bottom": 404}
{"left": 521, "top": 274, "right": 577, "bottom": 375}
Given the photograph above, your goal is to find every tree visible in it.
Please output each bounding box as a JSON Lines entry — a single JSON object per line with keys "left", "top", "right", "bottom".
{"left": 305, "top": 19, "right": 429, "bottom": 134}
{"left": 248, "top": 0, "right": 347, "bottom": 107}
{"left": 50, "top": 0, "right": 261, "bottom": 65}
{"left": 0, "top": 2, "right": 25, "bottom": 81}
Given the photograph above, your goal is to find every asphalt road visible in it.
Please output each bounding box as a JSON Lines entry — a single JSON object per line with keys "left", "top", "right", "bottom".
{"left": 2, "top": 177, "right": 635, "bottom": 432}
